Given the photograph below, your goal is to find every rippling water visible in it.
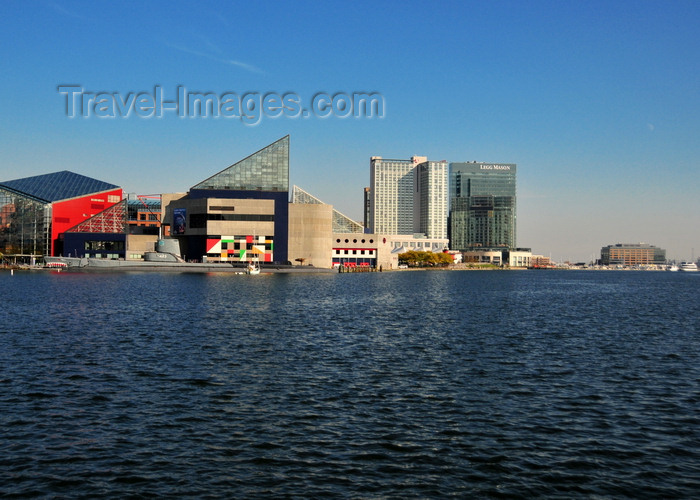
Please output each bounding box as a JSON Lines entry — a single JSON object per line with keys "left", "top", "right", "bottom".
{"left": 1, "top": 269, "right": 699, "bottom": 497}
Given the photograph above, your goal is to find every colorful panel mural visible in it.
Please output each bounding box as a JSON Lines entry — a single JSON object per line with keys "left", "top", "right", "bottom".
{"left": 206, "top": 238, "right": 221, "bottom": 253}
{"left": 205, "top": 235, "right": 274, "bottom": 262}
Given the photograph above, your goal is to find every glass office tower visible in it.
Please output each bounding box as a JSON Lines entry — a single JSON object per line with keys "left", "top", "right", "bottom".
{"left": 449, "top": 162, "right": 516, "bottom": 250}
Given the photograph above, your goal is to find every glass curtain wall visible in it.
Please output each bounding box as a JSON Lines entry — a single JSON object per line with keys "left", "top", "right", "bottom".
{"left": 0, "top": 187, "right": 51, "bottom": 256}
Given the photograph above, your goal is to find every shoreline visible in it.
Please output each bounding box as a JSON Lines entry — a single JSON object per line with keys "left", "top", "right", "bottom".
{"left": 1, "top": 266, "right": 677, "bottom": 274}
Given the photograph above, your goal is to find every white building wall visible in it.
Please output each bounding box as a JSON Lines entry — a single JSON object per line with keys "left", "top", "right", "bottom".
{"left": 507, "top": 250, "right": 532, "bottom": 268}
{"left": 417, "top": 161, "right": 448, "bottom": 239}
{"left": 332, "top": 233, "right": 449, "bottom": 270}
{"left": 371, "top": 156, "right": 447, "bottom": 239}
{"left": 370, "top": 157, "right": 417, "bottom": 235}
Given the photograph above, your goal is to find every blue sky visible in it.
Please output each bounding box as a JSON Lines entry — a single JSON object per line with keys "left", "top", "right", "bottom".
{"left": 1, "top": 0, "right": 698, "bottom": 262}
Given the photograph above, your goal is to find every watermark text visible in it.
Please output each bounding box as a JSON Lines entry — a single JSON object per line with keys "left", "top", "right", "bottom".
{"left": 57, "top": 85, "right": 385, "bottom": 125}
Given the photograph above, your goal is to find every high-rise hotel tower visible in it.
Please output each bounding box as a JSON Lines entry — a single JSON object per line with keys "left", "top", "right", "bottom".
{"left": 449, "top": 162, "right": 516, "bottom": 250}
{"left": 369, "top": 156, "right": 448, "bottom": 239}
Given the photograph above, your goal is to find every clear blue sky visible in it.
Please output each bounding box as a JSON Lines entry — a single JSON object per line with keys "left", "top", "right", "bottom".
{"left": 1, "top": 0, "right": 698, "bottom": 262}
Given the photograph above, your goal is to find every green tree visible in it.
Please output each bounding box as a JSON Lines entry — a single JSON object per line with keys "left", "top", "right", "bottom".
{"left": 398, "top": 250, "right": 453, "bottom": 267}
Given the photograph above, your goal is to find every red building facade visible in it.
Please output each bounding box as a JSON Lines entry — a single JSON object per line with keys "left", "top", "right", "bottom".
{"left": 52, "top": 189, "right": 123, "bottom": 255}
{"left": 0, "top": 171, "right": 123, "bottom": 257}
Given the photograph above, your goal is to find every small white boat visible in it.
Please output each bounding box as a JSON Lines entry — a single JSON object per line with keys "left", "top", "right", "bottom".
{"left": 668, "top": 264, "right": 679, "bottom": 272}
{"left": 247, "top": 258, "right": 260, "bottom": 275}
{"left": 679, "top": 262, "right": 698, "bottom": 272}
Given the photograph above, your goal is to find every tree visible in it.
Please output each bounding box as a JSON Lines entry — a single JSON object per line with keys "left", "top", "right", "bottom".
{"left": 398, "top": 250, "right": 453, "bottom": 268}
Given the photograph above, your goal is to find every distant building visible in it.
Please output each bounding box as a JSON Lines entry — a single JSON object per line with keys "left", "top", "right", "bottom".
{"left": 505, "top": 248, "right": 532, "bottom": 268}
{"left": 415, "top": 161, "right": 448, "bottom": 239}
{"left": 368, "top": 156, "right": 448, "bottom": 239}
{"left": 127, "top": 195, "right": 161, "bottom": 233}
{"left": 369, "top": 157, "right": 418, "bottom": 235}
{"left": 600, "top": 243, "right": 666, "bottom": 266}
{"left": 461, "top": 247, "right": 532, "bottom": 267}
{"left": 333, "top": 233, "right": 448, "bottom": 270}
{"left": 531, "top": 254, "right": 555, "bottom": 268}
{"left": 363, "top": 187, "right": 371, "bottom": 230}
{"left": 462, "top": 249, "right": 504, "bottom": 266}
{"left": 333, "top": 233, "right": 388, "bottom": 269}
{"left": 449, "top": 162, "right": 516, "bottom": 251}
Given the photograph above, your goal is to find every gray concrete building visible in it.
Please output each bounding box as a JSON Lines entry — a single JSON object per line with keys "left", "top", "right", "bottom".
{"left": 288, "top": 203, "right": 333, "bottom": 268}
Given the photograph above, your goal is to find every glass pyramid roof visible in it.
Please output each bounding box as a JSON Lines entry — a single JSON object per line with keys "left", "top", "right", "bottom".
{"left": 192, "top": 136, "right": 289, "bottom": 192}
{"left": 0, "top": 170, "right": 119, "bottom": 203}
{"left": 292, "top": 185, "right": 364, "bottom": 233}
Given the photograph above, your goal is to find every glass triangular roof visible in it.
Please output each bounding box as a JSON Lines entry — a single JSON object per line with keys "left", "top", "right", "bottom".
{"left": 292, "top": 185, "right": 364, "bottom": 233}
{"left": 65, "top": 199, "right": 128, "bottom": 233}
{"left": 192, "top": 136, "right": 289, "bottom": 192}
{"left": 0, "top": 170, "right": 119, "bottom": 203}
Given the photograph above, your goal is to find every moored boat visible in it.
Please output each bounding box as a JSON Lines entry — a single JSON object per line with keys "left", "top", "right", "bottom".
{"left": 679, "top": 262, "right": 698, "bottom": 272}
{"left": 247, "top": 259, "right": 260, "bottom": 275}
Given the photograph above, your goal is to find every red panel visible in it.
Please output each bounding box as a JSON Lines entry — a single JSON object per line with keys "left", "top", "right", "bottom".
{"left": 206, "top": 238, "right": 220, "bottom": 253}
{"left": 51, "top": 188, "right": 122, "bottom": 255}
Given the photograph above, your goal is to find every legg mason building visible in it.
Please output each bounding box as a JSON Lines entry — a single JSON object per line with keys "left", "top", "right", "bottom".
{"left": 449, "top": 162, "right": 517, "bottom": 251}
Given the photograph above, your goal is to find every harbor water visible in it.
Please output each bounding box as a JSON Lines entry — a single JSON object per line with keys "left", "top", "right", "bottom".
{"left": 1, "top": 269, "right": 699, "bottom": 497}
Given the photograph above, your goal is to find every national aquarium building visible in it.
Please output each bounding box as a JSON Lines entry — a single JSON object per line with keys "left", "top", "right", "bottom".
{"left": 163, "top": 136, "right": 290, "bottom": 264}
{"left": 0, "top": 171, "right": 122, "bottom": 259}
{"left": 449, "top": 162, "right": 517, "bottom": 251}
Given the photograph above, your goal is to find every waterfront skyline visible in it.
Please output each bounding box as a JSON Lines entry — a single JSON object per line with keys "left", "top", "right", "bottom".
{"left": 1, "top": 1, "right": 698, "bottom": 262}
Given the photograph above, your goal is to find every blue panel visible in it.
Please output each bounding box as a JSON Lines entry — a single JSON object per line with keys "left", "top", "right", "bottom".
{"left": 62, "top": 233, "right": 126, "bottom": 258}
